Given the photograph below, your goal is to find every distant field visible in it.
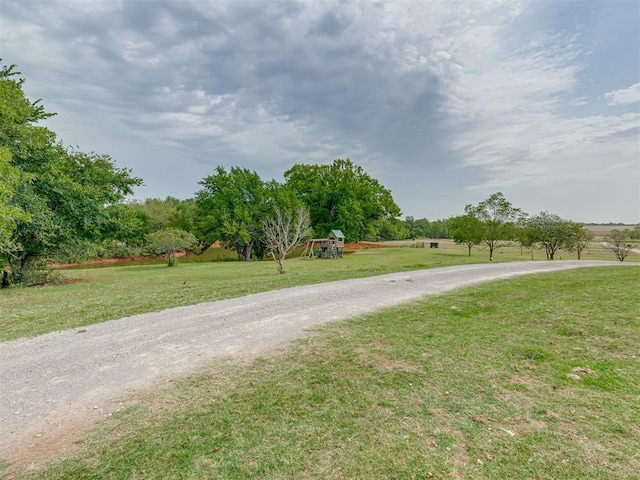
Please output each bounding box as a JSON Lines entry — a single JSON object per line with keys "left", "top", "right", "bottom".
{"left": 583, "top": 224, "right": 638, "bottom": 237}
{"left": 381, "top": 238, "right": 639, "bottom": 260}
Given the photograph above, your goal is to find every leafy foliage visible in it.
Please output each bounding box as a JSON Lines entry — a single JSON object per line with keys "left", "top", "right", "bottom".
{"left": 285, "top": 159, "right": 401, "bottom": 241}
{"left": 562, "top": 223, "right": 594, "bottom": 260}
{"left": 195, "top": 166, "right": 268, "bottom": 261}
{"left": 0, "top": 60, "right": 142, "bottom": 284}
{"left": 525, "top": 211, "right": 573, "bottom": 260}
{"left": 466, "top": 192, "right": 526, "bottom": 260}
{"left": 449, "top": 213, "right": 483, "bottom": 255}
{"left": 146, "top": 228, "right": 198, "bottom": 266}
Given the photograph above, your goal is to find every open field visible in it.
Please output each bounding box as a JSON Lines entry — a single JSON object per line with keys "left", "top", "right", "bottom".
{"left": 11, "top": 266, "right": 640, "bottom": 479}
{"left": 1, "top": 243, "right": 638, "bottom": 342}
{"left": 582, "top": 224, "right": 638, "bottom": 238}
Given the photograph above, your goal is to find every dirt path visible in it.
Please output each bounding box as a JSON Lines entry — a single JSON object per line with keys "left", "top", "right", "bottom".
{"left": 0, "top": 261, "right": 632, "bottom": 471}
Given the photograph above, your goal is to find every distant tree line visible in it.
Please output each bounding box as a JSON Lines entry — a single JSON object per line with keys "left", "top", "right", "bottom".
{"left": 447, "top": 192, "right": 638, "bottom": 262}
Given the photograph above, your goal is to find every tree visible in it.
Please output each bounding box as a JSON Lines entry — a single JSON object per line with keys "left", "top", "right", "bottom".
{"left": 263, "top": 206, "right": 311, "bottom": 274}
{"left": 372, "top": 217, "right": 410, "bottom": 241}
{"left": 195, "top": 166, "right": 267, "bottom": 261}
{"left": 0, "top": 61, "right": 142, "bottom": 284}
{"left": 169, "top": 198, "right": 197, "bottom": 234}
{"left": 284, "top": 159, "right": 401, "bottom": 242}
{"left": 449, "top": 214, "right": 484, "bottom": 256}
{"left": 145, "top": 228, "right": 197, "bottom": 266}
{"left": 410, "top": 218, "right": 432, "bottom": 238}
{"left": 0, "top": 147, "right": 29, "bottom": 260}
{"left": 564, "top": 223, "right": 594, "bottom": 260}
{"left": 526, "top": 212, "right": 573, "bottom": 260}
{"left": 467, "top": 192, "right": 525, "bottom": 261}
{"left": 130, "top": 197, "right": 184, "bottom": 232}
{"left": 102, "top": 203, "right": 152, "bottom": 247}
{"left": 603, "top": 229, "right": 635, "bottom": 262}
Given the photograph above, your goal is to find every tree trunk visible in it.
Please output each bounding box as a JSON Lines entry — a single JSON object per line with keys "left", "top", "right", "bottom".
{"left": 242, "top": 241, "right": 253, "bottom": 261}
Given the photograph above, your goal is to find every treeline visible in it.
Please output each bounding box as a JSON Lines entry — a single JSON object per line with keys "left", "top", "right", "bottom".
{"left": 447, "top": 193, "right": 639, "bottom": 261}
{"left": 1, "top": 60, "right": 405, "bottom": 284}
{"left": 2, "top": 60, "right": 636, "bottom": 286}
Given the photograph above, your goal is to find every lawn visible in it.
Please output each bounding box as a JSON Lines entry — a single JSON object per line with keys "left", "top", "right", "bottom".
{"left": 1, "top": 241, "right": 635, "bottom": 342}
{"left": 14, "top": 266, "right": 639, "bottom": 479}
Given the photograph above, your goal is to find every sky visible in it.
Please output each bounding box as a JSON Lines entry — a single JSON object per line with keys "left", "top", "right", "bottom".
{"left": 1, "top": 0, "right": 639, "bottom": 223}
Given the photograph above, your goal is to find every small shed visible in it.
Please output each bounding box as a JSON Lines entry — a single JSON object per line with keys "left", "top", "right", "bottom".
{"left": 301, "top": 229, "right": 345, "bottom": 259}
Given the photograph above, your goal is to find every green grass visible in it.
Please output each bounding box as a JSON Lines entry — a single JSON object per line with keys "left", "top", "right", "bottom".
{"left": 1, "top": 241, "right": 635, "bottom": 342}
{"left": 15, "top": 266, "right": 639, "bottom": 479}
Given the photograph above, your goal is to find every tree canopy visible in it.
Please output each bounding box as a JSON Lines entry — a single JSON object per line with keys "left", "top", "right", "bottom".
{"left": 195, "top": 166, "right": 268, "bottom": 261}
{"left": 525, "top": 212, "right": 574, "bottom": 260}
{"left": 449, "top": 213, "right": 484, "bottom": 256}
{"left": 284, "top": 159, "right": 401, "bottom": 242}
{"left": 465, "top": 192, "right": 526, "bottom": 260}
{"left": 0, "top": 61, "right": 142, "bottom": 284}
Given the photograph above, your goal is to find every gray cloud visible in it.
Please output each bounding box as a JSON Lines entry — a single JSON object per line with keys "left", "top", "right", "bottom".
{"left": 1, "top": 0, "right": 638, "bottom": 222}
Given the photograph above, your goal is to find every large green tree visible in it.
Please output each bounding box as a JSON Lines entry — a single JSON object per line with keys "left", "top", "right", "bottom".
{"left": 195, "top": 166, "right": 268, "bottom": 261}
{"left": 0, "top": 61, "right": 142, "bottom": 284}
{"left": 467, "top": 192, "right": 525, "bottom": 261}
{"left": 0, "top": 146, "right": 28, "bottom": 257}
{"left": 284, "top": 159, "right": 401, "bottom": 242}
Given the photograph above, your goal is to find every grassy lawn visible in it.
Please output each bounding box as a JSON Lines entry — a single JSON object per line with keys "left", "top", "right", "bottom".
{"left": 14, "top": 266, "right": 639, "bottom": 479}
{"left": 1, "top": 241, "right": 635, "bottom": 342}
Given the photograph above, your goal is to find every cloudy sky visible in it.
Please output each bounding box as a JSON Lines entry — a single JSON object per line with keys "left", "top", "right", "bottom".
{"left": 1, "top": 0, "right": 639, "bottom": 222}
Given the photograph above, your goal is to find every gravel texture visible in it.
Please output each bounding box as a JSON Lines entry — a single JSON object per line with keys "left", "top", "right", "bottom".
{"left": 0, "top": 260, "right": 630, "bottom": 468}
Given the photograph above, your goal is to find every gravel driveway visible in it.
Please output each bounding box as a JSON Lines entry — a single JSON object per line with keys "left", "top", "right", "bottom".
{"left": 0, "top": 260, "right": 630, "bottom": 469}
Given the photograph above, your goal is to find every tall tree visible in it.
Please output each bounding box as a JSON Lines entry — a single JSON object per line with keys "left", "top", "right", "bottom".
{"left": 0, "top": 146, "right": 28, "bottom": 259}
{"left": 195, "top": 166, "right": 267, "bottom": 261}
{"left": 467, "top": 192, "right": 525, "bottom": 261}
{"left": 0, "top": 61, "right": 142, "bottom": 284}
{"left": 284, "top": 159, "right": 401, "bottom": 242}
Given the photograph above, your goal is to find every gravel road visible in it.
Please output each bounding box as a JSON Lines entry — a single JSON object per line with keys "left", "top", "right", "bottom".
{"left": 0, "top": 260, "right": 631, "bottom": 468}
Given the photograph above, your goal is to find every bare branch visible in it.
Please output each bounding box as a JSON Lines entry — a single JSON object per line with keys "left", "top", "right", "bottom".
{"left": 263, "top": 206, "right": 311, "bottom": 273}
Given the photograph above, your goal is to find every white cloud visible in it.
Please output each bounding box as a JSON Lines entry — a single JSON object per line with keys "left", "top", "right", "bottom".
{"left": 604, "top": 83, "right": 640, "bottom": 105}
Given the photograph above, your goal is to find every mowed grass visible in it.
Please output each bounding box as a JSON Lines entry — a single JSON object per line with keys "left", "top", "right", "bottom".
{"left": 16, "top": 266, "right": 640, "bottom": 479}
{"left": 1, "top": 241, "right": 635, "bottom": 342}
